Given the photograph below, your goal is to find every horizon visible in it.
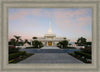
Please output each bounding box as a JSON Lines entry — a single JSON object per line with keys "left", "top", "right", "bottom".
{"left": 8, "top": 8, "right": 92, "bottom": 42}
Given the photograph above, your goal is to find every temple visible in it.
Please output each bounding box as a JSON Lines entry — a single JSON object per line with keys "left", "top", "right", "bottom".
{"left": 32, "top": 20, "right": 68, "bottom": 46}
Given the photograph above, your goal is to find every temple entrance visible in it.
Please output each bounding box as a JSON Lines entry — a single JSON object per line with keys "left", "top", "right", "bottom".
{"left": 48, "top": 41, "right": 52, "bottom": 46}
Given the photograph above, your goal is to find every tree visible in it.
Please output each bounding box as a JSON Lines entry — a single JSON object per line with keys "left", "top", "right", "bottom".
{"left": 32, "top": 37, "right": 37, "bottom": 39}
{"left": 20, "top": 39, "right": 23, "bottom": 42}
{"left": 64, "top": 38, "right": 66, "bottom": 39}
{"left": 32, "top": 40, "right": 43, "bottom": 48}
{"left": 14, "top": 35, "right": 21, "bottom": 46}
{"left": 18, "top": 39, "right": 24, "bottom": 46}
{"left": 69, "top": 43, "right": 72, "bottom": 45}
{"left": 24, "top": 39, "right": 28, "bottom": 43}
{"left": 57, "top": 40, "right": 68, "bottom": 48}
{"left": 9, "top": 38, "right": 16, "bottom": 46}
{"left": 75, "top": 37, "right": 87, "bottom": 46}
{"left": 68, "top": 43, "right": 72, "bottom": 46}
{"left": 14, "top": 35, "right": 21, "bottom": 42}
{"left": 86, "top": 42, "right": 92, "bottom": 46}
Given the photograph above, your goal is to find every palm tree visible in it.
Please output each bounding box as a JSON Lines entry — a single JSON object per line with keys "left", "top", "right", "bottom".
{"left": 20, "top": 39, "right": 23, "bottom": 42}
{"left": 14, "top": 35, "right": 21, "bottom": 46}
{"left": 9, "top": 38, "right": 16, "bottom": 46}
{"left": 19, "top": 39, "right": 24, "bottom": 46}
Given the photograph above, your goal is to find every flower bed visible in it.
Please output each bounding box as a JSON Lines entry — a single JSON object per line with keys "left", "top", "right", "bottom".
{"left": 9, "top": 51, "right": 26, "bottom": 60}
{"left": 9, "top": 51, "right": 33, "bottom": 63}
{"left": 74, "top": 51, "right": 91, "bottom": 59}
{"left": 69, "top": 51, "right": 92, "bottom": 63}
{"left": 9, "top": 45, "right": 34, "bottom": 63}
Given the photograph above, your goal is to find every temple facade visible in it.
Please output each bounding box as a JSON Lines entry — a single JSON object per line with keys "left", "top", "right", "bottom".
{"left": 32, "top": 21, "right": 69, "bottom": 46}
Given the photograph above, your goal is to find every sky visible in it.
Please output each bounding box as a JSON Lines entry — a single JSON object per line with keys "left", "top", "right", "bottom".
{"left": 8, "top": 8, "right": 92, "bottom": 42}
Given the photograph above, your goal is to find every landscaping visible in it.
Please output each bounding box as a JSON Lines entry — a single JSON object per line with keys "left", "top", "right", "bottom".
{"left": 25, "top": 46, "right": 42, "bottom": 49}
{"left": 57, "top": 40, "right": 76, "bottom": 49}
{"left": 32, "top": 40, "right": 44, "bottom": 48}
{"left": 69, "top": 46, "right": 92, "bottom": 63}
{"left": 60, "top": 47, "right": 76, "bottom": 49}
{"left": 9, "top": 46, "right": 33, "bottom": 63}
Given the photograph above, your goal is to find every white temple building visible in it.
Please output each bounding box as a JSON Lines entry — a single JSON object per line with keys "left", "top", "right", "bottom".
{"left": 32, "top": 21, "right": 69, "bottom": 46}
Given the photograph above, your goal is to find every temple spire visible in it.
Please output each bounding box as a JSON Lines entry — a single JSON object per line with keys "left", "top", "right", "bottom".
{"left": 48, "top": 20, "right": 52, "bottom": 34}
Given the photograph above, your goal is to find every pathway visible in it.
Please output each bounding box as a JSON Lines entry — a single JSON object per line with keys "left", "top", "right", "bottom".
{"left": 18, "top": 46, "right": 83, "bottom": 63}
{"left": 18, "top": 53, "right": 83, "bottom": 64}
{"left": 41, "top": 46, "right": 60, "bottom": 49}
{"left": 19, "top": 47, "right": 80, "bottom": 53}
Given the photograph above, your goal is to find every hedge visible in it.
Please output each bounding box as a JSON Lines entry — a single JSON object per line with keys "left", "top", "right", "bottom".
{"left": 9, "top": 48, "right": 20, "bottom": 54}
{"left": 74, "top": 51, "right": 91, "bottom": 59}
{"left": 9, "top": 51, "right": 26, "bottom": 60}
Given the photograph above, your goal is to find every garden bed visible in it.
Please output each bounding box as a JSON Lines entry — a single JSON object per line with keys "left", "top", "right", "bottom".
{"left": 69, "top": 51, "right": 92, "bottom": 63}
{"left": 25, "top": 47, "right": 42, "bottom": 49}
{"left": 59, "top": 47, "right": 76, "bottom": 49}
{"left": 9, "top": 51, "right": 33, "bottom": 63}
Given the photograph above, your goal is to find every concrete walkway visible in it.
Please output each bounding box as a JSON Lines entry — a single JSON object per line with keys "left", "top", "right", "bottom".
{"left": 41, "top": 46, "right": 60, "bottom": 49}
{"left": 18, "top": 53, "right": 83, "bottom": 64}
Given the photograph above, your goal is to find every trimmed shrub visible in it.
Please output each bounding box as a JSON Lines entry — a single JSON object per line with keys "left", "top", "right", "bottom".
{"left": 32, "top": 40, "right": 44, "bottom": 48}
{"left": 9, "top": 46, "right": 20, "bottom": 54}
{"left": 9, "top": 45, "right": 16, "bottom": 48}
{"left": 9, "top": 53, "right": 19, "bottom": 60}
{"left": 80, "top": 46, "right": 92, "bottom": 54}
{"left": 74, "top": 51, "right": 91, "bottom": 59}
{"left": 9, "top": 51, "right": 26, "bottom": 60}
{"left": 18, "top": 51, "right": 26, "bottom": 55}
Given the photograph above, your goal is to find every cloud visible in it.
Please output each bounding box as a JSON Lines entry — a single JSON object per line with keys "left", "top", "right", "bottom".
{"left": 9, "top": 9, "right": 43, "bottom": 20}
{"left": 8, "top": 8, "right": 92, "bottom": 42}
{"left": 52, "top": 9, "right": 91, "bottom": 32}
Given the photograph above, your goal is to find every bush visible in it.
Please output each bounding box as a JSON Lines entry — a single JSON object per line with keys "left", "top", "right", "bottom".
{"left": 74, "top": 51, "right": 91, "bottom": 59}
{"left": 26, "top": 47, "right": 34, "bottom": 48}
{"left": 57, "top": 40, "right": 68, "bottom": 48}
{"left": 9, "top": 45, "right": 16, "bottom": 48}
{"left": 9, "top": 48, "right": 20, "bottom": 54}
{"left": 82, "top": 47, "right": 91, "bottom": 54}
{"left": 32, "top": 40, "right": 43, "bottom": 48}
{"left": 9, "top": 46, "right": 20, "bottom": 54}
{"left": 9, "top": 51, "right": 26, "bottom": 60}
{"left": 18, "top": 51, "right": 26, "bottom": 55}
{"left": 80, "top": 46, "right": 91, "bottom": 53}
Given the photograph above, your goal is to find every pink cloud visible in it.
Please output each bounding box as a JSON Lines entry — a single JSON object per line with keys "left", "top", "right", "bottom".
{"left": 9, "top": 9, "right": 43, "bottom": 20}
{"left": 78, "top": 16, "right": 91, "bottom": 22}
{"left": 9, "top": 10, "right": 29, "bottom": 20}
{"left": 52, "top": 9, "right": 91, "bottom": 33}
{"left": 53, "top": 9, "right": 89, "bottom": 18}
{"left": 53, "top": 13, "right": 91, "bottom": 35}
{"left": 8, "top": 8, "right": 92, "bottom": 42}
